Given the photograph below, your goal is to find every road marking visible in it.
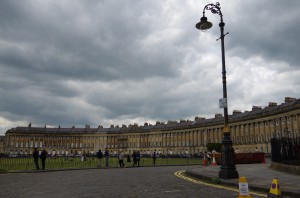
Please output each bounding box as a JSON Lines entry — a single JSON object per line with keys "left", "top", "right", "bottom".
{"left": 164, "top": 190, "right": 180, "bottom": 193}
{"left": 174, "top": 170, "right": 267, "bottom": 197}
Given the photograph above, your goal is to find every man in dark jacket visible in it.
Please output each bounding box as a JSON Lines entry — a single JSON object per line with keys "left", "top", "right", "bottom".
{"left": 33, "top": 148, "right": 40, "bottom": 170}
{"left": 40, "top": 149, "right": 48, "bottom": 170}
{"left": 132, "top": 151, "right": 137, "bottom": 167}
{"left": 152, "top": 150, "right": 157, "bottom": 166}
{"left": 96, "top": 149, "right": 103, "bottom": 167}
{"left": 104, "top": 148, "right": 109, "bottom": 167}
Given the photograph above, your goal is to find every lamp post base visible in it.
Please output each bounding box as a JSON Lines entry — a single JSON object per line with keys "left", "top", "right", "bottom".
{"left": 219, "top": 168, "right": 239, "bottom": 179}
{"left": 219, "top": 131, "right": 239, "bottom": 179}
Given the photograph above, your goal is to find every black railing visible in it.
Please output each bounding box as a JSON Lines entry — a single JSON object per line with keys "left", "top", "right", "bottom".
{"left": 271, "top": 137, "right": 300, "bottom": 166}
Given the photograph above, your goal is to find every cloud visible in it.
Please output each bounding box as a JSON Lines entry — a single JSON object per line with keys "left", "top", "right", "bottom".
{"left": 226, "top": 0, "right": 300, "bottom": 67}
{"left": 0, "top": 0, "right": 299, "bottom": 135}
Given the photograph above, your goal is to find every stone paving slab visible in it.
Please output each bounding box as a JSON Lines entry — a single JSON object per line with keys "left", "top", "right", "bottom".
{"left": 186, "top": 163, "right": 300, "bottom": 198}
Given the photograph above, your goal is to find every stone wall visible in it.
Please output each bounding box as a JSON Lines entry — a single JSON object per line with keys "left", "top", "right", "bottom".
{"left": 270, "top": 162, "right": 300, "bottom": 175}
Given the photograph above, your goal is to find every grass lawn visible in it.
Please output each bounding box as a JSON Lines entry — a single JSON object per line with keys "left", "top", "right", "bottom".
{"left": 0, "top": 157, "right": 201, "bottom": 173}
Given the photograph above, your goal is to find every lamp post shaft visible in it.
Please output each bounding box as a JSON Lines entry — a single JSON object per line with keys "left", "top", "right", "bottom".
{"left": 220, "top": 22, "right": 229, "bottom": 125}
{"left": 218, "top": 21, "right": 238, "bottom": 179}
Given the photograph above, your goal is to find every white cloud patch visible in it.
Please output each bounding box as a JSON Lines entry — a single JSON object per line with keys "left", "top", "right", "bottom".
{"left": 0, "top": 0, "right": 299, "bottom": 135}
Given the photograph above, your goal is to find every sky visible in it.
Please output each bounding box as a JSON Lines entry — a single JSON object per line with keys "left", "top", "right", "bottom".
{"left": 0, "top": 0, "right": 299, "bottom": 135}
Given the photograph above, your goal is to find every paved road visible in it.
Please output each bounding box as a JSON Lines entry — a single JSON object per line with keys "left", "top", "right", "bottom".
{"left": 0, "top": 165, "right": 248, "bottom": 198}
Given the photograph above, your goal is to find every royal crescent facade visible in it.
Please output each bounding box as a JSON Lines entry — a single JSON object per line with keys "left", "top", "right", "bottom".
{"left": 3, "top": 97, "right": 300, "bottom": 156}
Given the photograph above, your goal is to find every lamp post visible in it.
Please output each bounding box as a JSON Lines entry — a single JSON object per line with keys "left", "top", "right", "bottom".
{"left": 195, "top": 2, "right": 238, "bottom": 179}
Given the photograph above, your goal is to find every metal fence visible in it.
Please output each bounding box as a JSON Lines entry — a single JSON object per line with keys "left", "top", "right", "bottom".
{"left": 271, "top": 137, "right": 300, "bottom": 166}
{"left": 0, "top": 156, "right": 202, "bottom": 172}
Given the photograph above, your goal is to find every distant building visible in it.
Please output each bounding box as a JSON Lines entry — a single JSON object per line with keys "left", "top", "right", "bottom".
{"left": 3, "top": 97, "right": 300, "bottom": 156}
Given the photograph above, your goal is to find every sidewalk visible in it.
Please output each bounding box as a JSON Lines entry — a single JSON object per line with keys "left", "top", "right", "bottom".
{"left": 185, "top": 163, "right": 300, "bottom": 197}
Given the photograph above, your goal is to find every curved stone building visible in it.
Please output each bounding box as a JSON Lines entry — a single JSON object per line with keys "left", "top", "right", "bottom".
{"left": 3, "top": 97, "right": 300, "bottom": 156}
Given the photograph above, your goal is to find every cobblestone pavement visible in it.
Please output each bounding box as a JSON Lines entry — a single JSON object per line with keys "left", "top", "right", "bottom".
{"left": 0, "top": 165, "right": 251, "bottom": 198}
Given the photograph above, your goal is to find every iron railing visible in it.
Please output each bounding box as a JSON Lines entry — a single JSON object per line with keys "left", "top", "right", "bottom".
{"left": 0, "top": 155, "right": 202, "bottom": 173}
{"left": 271, "top": 137, "right": 300, "bottom": 166}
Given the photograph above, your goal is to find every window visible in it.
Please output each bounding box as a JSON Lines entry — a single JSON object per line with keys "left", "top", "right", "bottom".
{"left": 267, "top": 133, "right": 270, "bottom": 141}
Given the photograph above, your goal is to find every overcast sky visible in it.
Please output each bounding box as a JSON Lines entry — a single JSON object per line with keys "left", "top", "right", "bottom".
{"left": 0, "top": 0, "right": 299, "bottom": 135}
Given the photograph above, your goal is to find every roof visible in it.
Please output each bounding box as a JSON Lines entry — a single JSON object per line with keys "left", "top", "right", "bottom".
{"left": 6, "top": 98, "right": 300, "bottom": 134}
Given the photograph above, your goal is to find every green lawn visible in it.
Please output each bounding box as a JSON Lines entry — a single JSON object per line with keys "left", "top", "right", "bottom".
{"left": 0, "top": 157, "right": 201, "bottom": 173}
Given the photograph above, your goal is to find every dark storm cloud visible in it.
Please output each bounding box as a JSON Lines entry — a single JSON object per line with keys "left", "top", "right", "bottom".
{"left": 0, "top": 0, "right": 180, "bottom": 82}
{"left": 226, "top": 0, "right": 300, "bottom": 68}
{"left": 0, "top": 0, "right": 299, "bottom": 134}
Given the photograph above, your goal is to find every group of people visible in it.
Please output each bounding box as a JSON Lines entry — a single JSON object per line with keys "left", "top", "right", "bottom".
{"left": 33, "top": 148, "right": 48, "bottom": 170}
{"left": 118, "top": 149, "right": 157, "bottom": 168}
{"left": 123, "top": 151, "right": 141, "bottom": 168}
{"left": 96, "top": 148, "right": 110, "bottom": 167}
{"left": 131, "top": 150, "right": 141, "bottom": 167}
{"left": 97, "top": 149, "right": 155, "bottom": 168}
{"left": 33, "top": 148, "right": 158, "bottom": 170}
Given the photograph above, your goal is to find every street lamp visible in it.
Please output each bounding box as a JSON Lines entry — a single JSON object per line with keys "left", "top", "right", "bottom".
{"left": 195, "top": 2, "right": 239, "bottom": 179}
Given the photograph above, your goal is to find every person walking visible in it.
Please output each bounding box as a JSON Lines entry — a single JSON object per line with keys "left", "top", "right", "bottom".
{"left": 152, "top": 150, "right": 157, "bottom": 166}
{"left": 206, "top": 152, "right": 211, "bottom": 165}
{"left": 118, "top": 150, "right": 125, "bottom": 168}
{"left": 96, "top": 149, "right": 103, "bottom": 167}
{"left": 132, "top": 151, "right": 137, "bottom": 167}
{"left": 33, "top": 148, "right": 40, "bottom": 170}
{"left": 126, "top": 154, "right": 131, "bottom": 163}
{"left": 40, "top": 149, "right": 48, "bottom": 170}
{"left": 104, "top": 148, "right": 109, "bottom": 167}
{"left": 136, "top": 151, "right": 141, "bottom": 167}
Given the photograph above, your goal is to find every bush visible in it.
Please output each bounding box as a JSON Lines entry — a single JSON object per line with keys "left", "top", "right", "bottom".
{"left": 206, "top": 143, "right": 222, "bottom": 153}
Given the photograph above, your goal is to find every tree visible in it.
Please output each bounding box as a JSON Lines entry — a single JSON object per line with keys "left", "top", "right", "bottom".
{"left": 206, "top": 143, "right": 222, "bottom": 153}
